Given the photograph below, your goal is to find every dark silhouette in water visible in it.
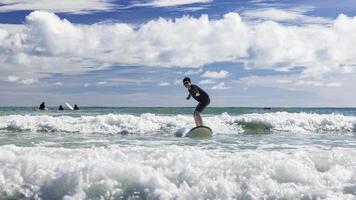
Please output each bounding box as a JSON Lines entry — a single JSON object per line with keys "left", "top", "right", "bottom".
{"left": 74, "top": 104, "right": 79, "bottom": 110}
{"left": 39, "top": 102, "right": 46, "bottom": 110}
{"left": 58, "top": 105, "right": 64, "bottom": 110}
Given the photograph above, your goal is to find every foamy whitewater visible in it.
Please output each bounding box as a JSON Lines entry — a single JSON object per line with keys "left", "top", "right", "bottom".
{"left": 0, "top": 107, "right": 356, "bottom": 199}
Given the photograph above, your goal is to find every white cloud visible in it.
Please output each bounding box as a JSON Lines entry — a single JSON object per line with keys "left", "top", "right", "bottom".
{"left": 0, "top": 0, "right": 116, "bottom": 14}
{"left": 7, "top": 75, "right": 37, "bottom": 84}
{"left": 242, "top": 8, "right": 331, "bottom": 24}
{"left": 243, "top": 8, "right": 302, "bottom": 21}
{"left": 7, "top": 76, "right": 20, "bottom": 82}
{"left": 177, "top": 5, "right": 210, "bottom": 12}
{"left": 1, "top": 11, "right": 356, "bottom": 82}
{"left": 199, "top": 79, "right": 216, "bottom": 85}
{"left": 20, "top": 78, "right": 37, "bottom": 84}
{"left": 238, "top": 74, "right": 356, "bottom": 106}
{"left": 184, "top": 69, "right": 203, "bottom": 75}
{"left": 97, "top": 81, "right": 108, "bottom": 85}
{"left": 134, "top": 0, "right": 211, "bottom": 7}
{"left": 325, "top": 82, "right": 342, "bottom": 87}
{"left": 173, "top": 79, "right": 181, "bottom": 85}
{"left": 239, "top": 75, "right": 347, "bottom": 91}
{"left": 246, "top": 14, "right": 356, "bottom": 77}
{"left": 201, "top": 70, "right": 230, "bottom": 79}
{"left": 158, "top": 81, "right": 170, "bottom": 86}
{"left": 211, "top": 82, "right": 230, "bottom": 90}
{"left": 276, "top": 79, "right": 292, "bottom": 83}
{"left": 295, "top": 80, "right": 323, "bottom": 87}
{"left": 0, "top": 11, "right": 251, "bottom": 80}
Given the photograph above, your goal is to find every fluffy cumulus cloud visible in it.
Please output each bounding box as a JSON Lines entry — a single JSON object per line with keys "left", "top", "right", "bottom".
{"left": 0, "top": 0, "right": 116, "bottom": 14}
{"left": 1, "top": 10, "right": 356, "bottom": 82}
{"left": 211, "top": 82, "right": 230, "bottom": 90}
{"left": 0, "top": 11, "right": 250, "bottom": 81}
{"left": 201, "top": 70, "right": 230, "bottom": 79}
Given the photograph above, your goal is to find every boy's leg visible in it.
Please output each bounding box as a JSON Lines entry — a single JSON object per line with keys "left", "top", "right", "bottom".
{"left": 193, "top": 111, "right": 203, "bottom": 126}
{"left": 194, "top": 101, "right": 208, "bottom": 126}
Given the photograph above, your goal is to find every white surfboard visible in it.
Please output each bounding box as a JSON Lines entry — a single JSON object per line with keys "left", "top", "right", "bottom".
{"left": 65, "top": 102, "right": 74, "bottom": 110}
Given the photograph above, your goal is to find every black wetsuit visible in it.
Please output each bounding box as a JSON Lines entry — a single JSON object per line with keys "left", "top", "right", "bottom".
{"left": 39, "top": 103, "right": 45, "bottom": 110}
{"left": 187, "top": 84, "right": 210, "bottom": 113}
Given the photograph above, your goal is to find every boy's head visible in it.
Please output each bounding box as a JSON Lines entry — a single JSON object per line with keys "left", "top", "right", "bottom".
{"left": 183, "top": 77, "right": 191, "bottom": 87}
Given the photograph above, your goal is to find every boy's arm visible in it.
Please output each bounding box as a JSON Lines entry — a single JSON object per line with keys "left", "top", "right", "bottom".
{"left": 192, "top": 85, "right": 200, "bottom": 96}
{"left": 186, "top": 94, "right": 191, "bottom": 100}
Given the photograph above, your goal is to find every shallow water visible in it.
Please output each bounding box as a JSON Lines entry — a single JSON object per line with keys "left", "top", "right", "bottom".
{"left": 0, "top": 107, "right": 356, "bottom": 199}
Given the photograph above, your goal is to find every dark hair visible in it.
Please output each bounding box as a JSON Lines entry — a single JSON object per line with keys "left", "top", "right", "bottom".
{"left": 183, "top": 77, "right": 191, "bottom": 83}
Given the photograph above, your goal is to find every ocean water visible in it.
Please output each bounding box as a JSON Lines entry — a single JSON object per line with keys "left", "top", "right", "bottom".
{"left": 0, "top": 107, "right": 356, "bottom": 200}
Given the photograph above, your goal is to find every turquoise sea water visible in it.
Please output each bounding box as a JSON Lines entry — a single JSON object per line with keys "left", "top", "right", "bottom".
{"left": 0, "top": 107, "right": 356, "bottom": 199}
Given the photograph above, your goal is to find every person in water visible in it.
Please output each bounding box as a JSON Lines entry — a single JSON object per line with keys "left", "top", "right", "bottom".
{"left": 183, "top": 77, "right": 210, "bottom": 127}
{"left": 58, "top": 105, "right": 64, "bottom": 110}
{"left": 74, "top": 104, "right": 79, "bottom": 110}
{"left": 39, "top": 102, "right": 46, "bottom": 110}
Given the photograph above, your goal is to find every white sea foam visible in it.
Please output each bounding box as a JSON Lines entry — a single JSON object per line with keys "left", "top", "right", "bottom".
{"left": 0, "top": 113, "right": 240, "bottom": 134}
{"left": 235, "top": 112, "right": 356, "bottom": 133}
{"left": 0, "top": 145, "right": 355, "bottom": 199}
{"left": 0, "top": 112, "right": 356, "bottom": 134}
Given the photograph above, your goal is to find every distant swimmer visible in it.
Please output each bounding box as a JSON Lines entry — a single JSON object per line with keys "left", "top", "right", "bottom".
{"left": 183, "top": 77, "right": 210, "bottom": 127}
{"left": 39, "top": 102, "right": 46, "bottom": 110}
{"left": 74, "top": 104, "right": 79, "bottom": 110}
{"left": 58, "top": 105, "right": 64, "bottom": 110}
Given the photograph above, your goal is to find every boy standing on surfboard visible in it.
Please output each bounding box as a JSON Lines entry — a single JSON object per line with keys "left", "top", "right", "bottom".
{"left": 183, "top": 77, "right": 210, "bottom": 127}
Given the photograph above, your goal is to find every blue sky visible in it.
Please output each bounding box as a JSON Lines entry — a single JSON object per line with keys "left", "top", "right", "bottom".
{"left": 0, "top": 0, "right": 356, "bottom": 107}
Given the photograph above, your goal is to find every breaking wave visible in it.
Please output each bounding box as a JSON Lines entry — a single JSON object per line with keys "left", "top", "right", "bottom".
{"left": 0, "top": 113, "right": 239, "bottom": 135}
{"left": 0, "top": 112, "right": 356, "bottom": 134}
{"left": 235, "top": 112, "right": 356, "bottom": 133}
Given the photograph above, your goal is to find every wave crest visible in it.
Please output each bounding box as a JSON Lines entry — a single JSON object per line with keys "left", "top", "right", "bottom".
{"left": 0, "top": 113, "right": 240, "bottom": 134}
{"left": 235, "top": 112, "right": 356, "bottom": 133}
{"left": 1, "top": 112, "right": 356, "bottom": 134}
